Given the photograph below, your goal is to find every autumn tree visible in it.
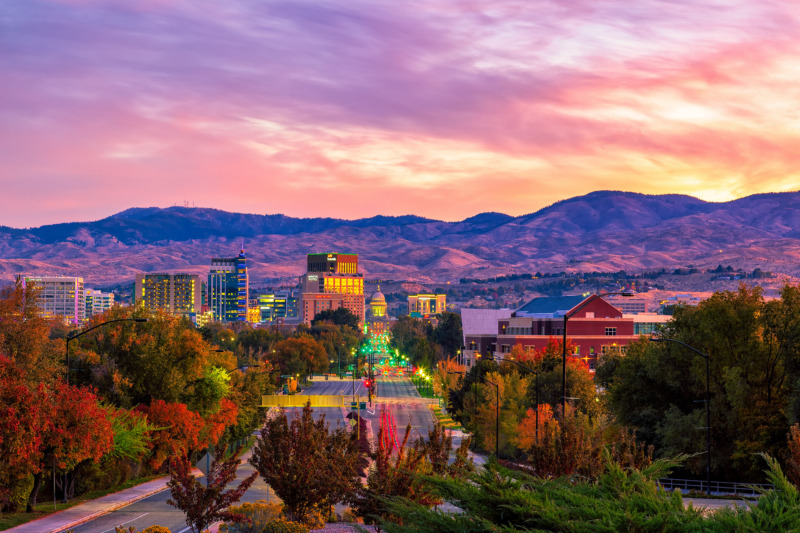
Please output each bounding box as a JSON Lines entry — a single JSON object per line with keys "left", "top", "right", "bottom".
{"left": 167, "top": 446, "right": 256, "bottom": 533}
{"left": 432, "top": 357, "right": 465, "bottom": 401}
{"left": 0, "top": 280, "right": 62, "bottom": 384}
{"left": 270, "top": 336, "right": 328, "bottom": 380}
{"left": 352, "top": 407, "right": 472, "bottom": 527}
{"left": 69, "top": 308, "right": 236, "bottom": 411}
{"left": 0, "top": 355, "right": 44, "bottom": 511}
{"left": 250, "top": 403, "right": 361, "bottom": 524}
{"left": 28, "top": 381, "right": 114, "bottom": 509}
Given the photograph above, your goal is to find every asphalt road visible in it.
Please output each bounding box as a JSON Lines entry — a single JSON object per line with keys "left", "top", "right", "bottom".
{"left": 70, "top": 376, "right": 435, "bottom": 533}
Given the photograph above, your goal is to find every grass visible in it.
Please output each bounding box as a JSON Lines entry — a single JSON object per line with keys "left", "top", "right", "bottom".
{"left": 429, "top": 406, "right": 463, "bottom": 431}
{"left": 0, "top": 474, "right": 162, "bottom": 531}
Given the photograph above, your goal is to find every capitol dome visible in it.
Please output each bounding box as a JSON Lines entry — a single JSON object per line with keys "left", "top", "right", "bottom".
{"left": 369, "top": 284, "right": 387, "bottom": 318}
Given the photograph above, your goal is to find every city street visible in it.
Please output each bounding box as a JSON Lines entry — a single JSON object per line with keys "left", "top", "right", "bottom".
{"left": 69, "top": 376, "right": 436, "bottom": 533}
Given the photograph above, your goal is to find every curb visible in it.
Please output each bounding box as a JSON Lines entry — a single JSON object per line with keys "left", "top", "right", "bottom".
{"left": 50, "top": 478, "right": 172, "bottom": 533}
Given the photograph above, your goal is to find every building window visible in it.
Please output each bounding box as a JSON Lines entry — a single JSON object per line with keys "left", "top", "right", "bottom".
{"left": 605, "top": 327, "right": 617, "bottom": 336}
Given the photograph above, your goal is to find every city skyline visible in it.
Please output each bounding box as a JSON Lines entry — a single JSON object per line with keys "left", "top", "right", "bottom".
{"left": 2, "top": 0, "right": 799, "bottom": 227}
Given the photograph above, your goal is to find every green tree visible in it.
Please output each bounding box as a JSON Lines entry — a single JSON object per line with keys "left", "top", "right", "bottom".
{"left": 312, "top": 308, "right": 360, "bottom": 331}
{"left": 599, "top": 284, "right": 798, "bottom": 481}
{"left": 432, "top": 312, "right": 463, "bottom": 359}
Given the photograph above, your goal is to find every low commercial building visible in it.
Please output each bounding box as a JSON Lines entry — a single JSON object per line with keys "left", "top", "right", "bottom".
{"left": 464, "top": 295, "right": 642, "bottom": 372}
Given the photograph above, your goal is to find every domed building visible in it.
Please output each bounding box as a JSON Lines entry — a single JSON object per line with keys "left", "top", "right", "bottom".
{"left": 367, "top": 284, "right": 390, "bottom": 334}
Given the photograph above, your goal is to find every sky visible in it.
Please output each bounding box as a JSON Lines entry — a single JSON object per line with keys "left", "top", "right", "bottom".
{"left": 1, "top": 0, "right": 799, "bottom": 228}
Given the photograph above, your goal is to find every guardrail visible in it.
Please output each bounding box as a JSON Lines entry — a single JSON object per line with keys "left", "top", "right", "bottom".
{"left": 658, "top": 478, "right": 773, "bottom": 496}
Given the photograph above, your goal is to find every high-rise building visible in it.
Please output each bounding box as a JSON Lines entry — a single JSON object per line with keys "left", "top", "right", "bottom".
{"left": 208, "top": 249, "right": 248, "bottom": 322}
{"left": 134, "top": 273, "right": 203, "bottom": 317}
{"left": 85, "top": 289, "right": 115, "bottom": 318}
{"left": 23, "top": 276, "right": 85, "bottom": 324}
{"left": 299, "top": 252, "right": 364, "bottom": 325}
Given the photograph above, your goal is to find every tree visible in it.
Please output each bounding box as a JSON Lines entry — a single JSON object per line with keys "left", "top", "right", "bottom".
{"left": 432, "top": 358, "right": 465, "bottom": 403}
{"left": 70, "top": 308, "right": 236, "bottom": 410}
{"left": 138, "top": 401, "right": 204, "bottom": 471}
{"left": 0, "top": 355, "right": 44, "bottom": 511}
{"left": 352, "top": 408, "right": 472, "bottom": 527}
{"left": 28, "top": 381, "right": 114, "bottom": 509}
{"left": 250, "top": 403, "right": 361, "bottom": 524}
{"left": 432, "top": 312, "right": 463, "bottom": 360}
{"left": 0, "top": 280, "right": 61, "bottom": 384}
{"left": 598, "top": 284, "right": 799, "bottom": 482}
{"left": 166, "top": 446, "right": 257, "bottom": 533}
{"left": 271, "top": 336, "right": 328, "bottom": 379}
{"left": 312, "top": 308, "right": 360, "bottom": 331}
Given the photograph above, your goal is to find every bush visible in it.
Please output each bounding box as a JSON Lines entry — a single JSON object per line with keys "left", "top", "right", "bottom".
{"left": 4, "top": 475, "right": 34, "bottom": 513}
{"left": 223, "top": 501, "right": 284, "bottom": 532}
{"left": 142, "top": 527, "right": 172, "bottom": 533}
{"left": 341, "top": 507, "right": 362, "bottom": 523}
{"left": 259, "top": 520, "right": 309, "bottom": 533}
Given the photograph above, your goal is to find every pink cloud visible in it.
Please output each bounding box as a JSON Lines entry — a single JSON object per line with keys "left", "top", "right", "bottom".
{"left": 1, "top": 0, "right": 799, "bottom": 226}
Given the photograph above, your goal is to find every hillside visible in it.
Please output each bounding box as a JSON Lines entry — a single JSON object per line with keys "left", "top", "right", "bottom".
{"left": 2, "top": 190, "right": 799, "bottom": 285}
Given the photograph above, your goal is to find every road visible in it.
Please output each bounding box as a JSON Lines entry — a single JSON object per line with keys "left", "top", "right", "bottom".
{"left": 70, "top": 375, "right": 436, "bottom": 533}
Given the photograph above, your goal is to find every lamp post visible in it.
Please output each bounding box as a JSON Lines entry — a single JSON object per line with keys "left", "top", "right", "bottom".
{"left": 651, "top": 336, "right": 711, "bottom": 494}
{"left": 484, "top": 377, "right": 500, "bottom": 457}
{"left": 499, "top": 357, "right": 540, "bottom": 444}
{"left": 63, "top": 317, "right": 147, "bottom": 502}
{"left": 561, "top": 291, "right": 634, "bottom": 417}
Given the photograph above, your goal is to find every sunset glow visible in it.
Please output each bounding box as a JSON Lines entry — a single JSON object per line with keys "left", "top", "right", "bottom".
{"left": 1, "top": 0, "right": 799, "bottom": 227}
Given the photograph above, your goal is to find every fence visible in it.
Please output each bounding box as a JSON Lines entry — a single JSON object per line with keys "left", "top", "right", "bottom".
{"left": 658, "top": 478, "right": 773, "bottom": 496}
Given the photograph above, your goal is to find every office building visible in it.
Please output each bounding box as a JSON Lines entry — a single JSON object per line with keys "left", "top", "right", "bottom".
{"left": 85, "top": 289, "right": 115, "bottom": 317}
{"left": 208, "top": 248, "right": 248, "bottom": 322}
{"left": 257, "top": 290, "right": 297, "bottom": 323}
{"left": 23, "top": 276, "right": 85, "bottom": 324}
{"left": 299, "top": 252, "right": 364, "bottom": 326}
{"left": 408, "top": 293, "right": 447, "bottom": 317}
{"left": 134, "top": 273, "right": 203, "bottom": 317}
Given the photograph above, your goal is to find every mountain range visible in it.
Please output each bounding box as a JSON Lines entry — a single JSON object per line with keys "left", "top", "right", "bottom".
{"left": 2, "top": 190, "right": 800, "bottom": 286}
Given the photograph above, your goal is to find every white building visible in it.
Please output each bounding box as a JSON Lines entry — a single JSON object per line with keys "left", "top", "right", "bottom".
{"left": 85, "top": 289, "right": 115, "bottom": 318}
{"left": 23, "top": 276, "right": 85, "bottom": 324}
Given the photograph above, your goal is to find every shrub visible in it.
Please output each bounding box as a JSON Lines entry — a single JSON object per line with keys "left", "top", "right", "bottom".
{"left": 260, "top": 520, "right": 309, "bottom": 533}
{"left": 341, "top": 507, "right": 361, "bottom": 523}
{"left": 223, "top": 501, "right": 284, "bottom": 532}
{"left": 142, "top": 527, "right": 172, "bottom": 533}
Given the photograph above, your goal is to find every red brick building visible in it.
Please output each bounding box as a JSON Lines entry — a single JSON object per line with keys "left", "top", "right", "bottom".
{"left": 463, "top": 295, "right": 638, "bottom": 371}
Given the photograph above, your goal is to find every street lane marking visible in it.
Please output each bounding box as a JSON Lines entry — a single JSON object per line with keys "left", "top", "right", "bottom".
{"left": 100, "top": 513, "right": 149, "bottom": 533}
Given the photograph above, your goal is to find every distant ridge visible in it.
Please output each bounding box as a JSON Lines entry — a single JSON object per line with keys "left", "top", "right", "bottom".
{"left": 3, "top": 191, "right": 800, "bottom": 285}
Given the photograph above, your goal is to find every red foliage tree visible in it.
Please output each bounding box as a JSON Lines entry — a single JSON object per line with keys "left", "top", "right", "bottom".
{"left": 0, "top": 356, "right": 44, "bottom": 510}
{"left": 167, "top": 446, "right": 256, "bottom": 533}
{"left": 23, "top": 378, "right": 114, "bottom": 510}
{"left": 138, "top": 400, "right": 204, "bottom": 471}
{"left": 199, "top": 397, "right": 238, "bottom": 449}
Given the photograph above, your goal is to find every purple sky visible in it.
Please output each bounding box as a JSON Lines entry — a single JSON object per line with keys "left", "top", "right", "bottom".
{"left": 1, "top": 0, "right": 799, "bottom": 228}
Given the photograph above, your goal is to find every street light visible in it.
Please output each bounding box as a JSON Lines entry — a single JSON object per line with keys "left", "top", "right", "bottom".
{"left": 651, "top": 336, "right": 711, "bottom": 494}
{"left": 498, "top": 357, "right": 540, "bottom": 444}
{"left": 561, "top": 292, "right": 634, "bottom": 417}
{"left": 483, "top": 377, "right": 500, "bottom": 457}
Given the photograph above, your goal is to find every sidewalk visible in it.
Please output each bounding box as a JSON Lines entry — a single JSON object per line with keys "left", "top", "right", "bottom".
{"left": 5, "top": 473, "right": 181, "bottom": 533}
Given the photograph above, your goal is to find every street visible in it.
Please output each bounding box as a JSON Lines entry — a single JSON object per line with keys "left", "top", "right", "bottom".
{"left": 69, "top": 375, "right": 436, "bottom": 533}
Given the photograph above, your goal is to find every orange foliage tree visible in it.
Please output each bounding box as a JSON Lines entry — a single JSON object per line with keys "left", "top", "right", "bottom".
{"left": 433, "top": 357, "right": 466, "bottom": 400}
